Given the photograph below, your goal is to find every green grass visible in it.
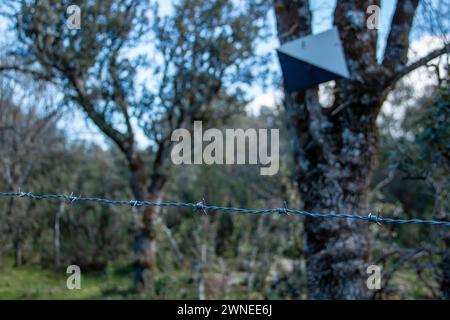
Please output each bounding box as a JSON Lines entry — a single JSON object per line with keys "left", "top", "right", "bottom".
{"left": 1, "top": 258, "right": 437, "bottom": 299}
{"left": 0, "top": 258, "right": 134, "bottom": 299}
{"left": 0, "top": 258, "right": 201, "bottom": 299}
{"left": 388, "top": 268, "right": 437, "bottom": 299}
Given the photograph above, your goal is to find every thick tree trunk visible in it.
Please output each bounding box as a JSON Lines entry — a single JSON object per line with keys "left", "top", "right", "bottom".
{"left": 273, "top": 0, "right": 400, "bottom": 299}
{"left": 301, "top": 167, "right": 372, "bottom": 299}
{"left": 302, "top": 196, "right": 372, "bottom": 298}
{"left": 287, "top": 91, "right": 378, "bottom": 299}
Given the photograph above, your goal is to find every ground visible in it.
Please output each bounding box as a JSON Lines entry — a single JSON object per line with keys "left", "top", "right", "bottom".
{"left": 0, "top": 257, "right": 437, "bottom": 299}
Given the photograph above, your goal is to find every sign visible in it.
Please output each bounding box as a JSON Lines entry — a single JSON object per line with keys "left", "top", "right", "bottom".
{"left": 277, "top": 27, "right": 350, "bottom": 92}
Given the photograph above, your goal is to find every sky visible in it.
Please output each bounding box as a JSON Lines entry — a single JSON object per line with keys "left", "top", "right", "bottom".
{"left": 0, "top": 0, "right": 448, "bottom": 148}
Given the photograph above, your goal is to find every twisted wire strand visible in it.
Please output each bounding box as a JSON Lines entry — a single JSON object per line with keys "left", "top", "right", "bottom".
{"left": 0, "top": 191, "right": 449, "bottom": 227}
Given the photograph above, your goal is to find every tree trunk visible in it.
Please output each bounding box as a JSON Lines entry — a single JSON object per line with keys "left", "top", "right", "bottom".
{"left": 14, "top": 234, "right": 22, "bottom": 268}
{"left": 133, "top": 194, "right": 163, "bottom": 287}
{"left": 287, "top": 91, "right": 378, "bottom": 299}
{"left": 273, "top": 0, "right": 389, "bottom": 299}
{"left": 193, "top": 222, "right": 207, "bottom": 300}
{"left": 6, "top": 197, "right": 23, "bottom": 268}
{"left": 302, "top": 165, "right": 372, "bottom": 299}
{"left": 129, "top": 153, "right": 167, "bottom": 288}
{"left": 302, "top": 198, "right": 371, "bottom": 299}
{"left": 272, "top": 0, "right": 428, "bottom": 299}
{"left": 54, "top": 201, "right": 65, "bottom": 268}
{"left": 194, "top": 243, "right": 207, "bottom": 300}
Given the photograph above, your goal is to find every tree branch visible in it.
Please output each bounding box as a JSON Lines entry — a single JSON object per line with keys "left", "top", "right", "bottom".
{"left": 273, "top": 0, "right": 311, "bottom": 43}
{"left": 0, "top": 64, "right": 59, "bottom": 85}
{"left": 382, "top": 0, "right": 420, "bottom": 72}
{"left": 333, "top": 0, "right": 380, "bottom": 74}
{"left": 386, "top": 45, "right": 450, "bottom": 88}
{"left": 68, "top": 75, "right": 133, "bottom": 159}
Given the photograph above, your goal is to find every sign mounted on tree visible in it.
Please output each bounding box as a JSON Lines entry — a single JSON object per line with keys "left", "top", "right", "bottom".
{"left": 277, "top": 27, "right": 350, "bottom": 92}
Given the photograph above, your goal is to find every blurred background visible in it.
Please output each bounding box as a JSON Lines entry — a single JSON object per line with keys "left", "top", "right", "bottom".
{"left": 0, "top": 0, "right": 448, "bottom": 299}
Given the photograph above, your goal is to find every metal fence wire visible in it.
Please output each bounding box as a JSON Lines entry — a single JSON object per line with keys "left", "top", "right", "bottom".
{"left": 1, "top": 191, "right": 449, "bottom": 227}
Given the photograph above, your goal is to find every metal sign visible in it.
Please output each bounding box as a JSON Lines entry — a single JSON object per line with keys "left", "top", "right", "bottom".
{"left": 277, "top": 27, "right": 350, "bottom": 92}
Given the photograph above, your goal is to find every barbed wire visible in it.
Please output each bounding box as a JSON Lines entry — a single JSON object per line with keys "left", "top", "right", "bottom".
{"left": 0, "top": 191, "right": 449, "bottom": 227}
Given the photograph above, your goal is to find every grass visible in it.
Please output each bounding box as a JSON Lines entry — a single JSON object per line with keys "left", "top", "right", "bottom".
{"left": 0, "top": 257, "right": 206, "bottom": 299}
{"left": 387, "top": 268, "right": 438, "bottom": 299}
{"left": 0, "top": 257, "right": 439, "bottom": 299}
{"left": 0, "top": 258, "right": 134, "bottom": 299}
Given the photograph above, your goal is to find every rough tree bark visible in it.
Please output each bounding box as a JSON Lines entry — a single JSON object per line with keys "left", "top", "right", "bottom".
{"left": 273, "top": 0, "right": 447, "bottom": 299}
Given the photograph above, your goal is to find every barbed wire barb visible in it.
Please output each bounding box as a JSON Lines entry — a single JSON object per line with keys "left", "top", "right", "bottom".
{"left": 195, "top": 197, "right": 208, "bottom": 215}
{"left": 367, "top": 211, "right": 382, "bottom": 226}
{"left": 276, "top": 201, "right": 290, "bottom": 215}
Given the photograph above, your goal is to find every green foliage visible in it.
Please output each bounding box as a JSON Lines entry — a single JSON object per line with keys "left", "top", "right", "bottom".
{"left": 369, "top": 81, "right": 450, "bottom": 299}
{"left": 390, "top": 85, "right": 449, "bottom": 179}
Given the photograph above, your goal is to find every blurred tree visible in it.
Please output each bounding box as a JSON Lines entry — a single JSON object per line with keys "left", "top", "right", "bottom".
{"left": 38, "top": 144, "right": 133, "bottom": 270}
{"left": 394, "top": 84, "right": 449, "bottom": 298}
{"left": 367, "top": 80, "right": 449, "bottom": 299}
{"left": 3, "top": 0, "right": 269, "bottom": 285}
{"left": 273, "top": 0, "right": 449, "bottom": 298}
{"left": 160, "top": 108, "right": 302, "bottom": 299}
{"left": 0, "top": 78, "right": 61, "bottom": 267}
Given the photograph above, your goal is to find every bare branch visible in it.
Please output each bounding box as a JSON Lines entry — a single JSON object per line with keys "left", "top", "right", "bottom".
{"left": 68, "top": 75, "right": 132, "bottom": 158}
{"left": 333, "top": 0, "right": 380, "bottom": 70}
{"left": 386, "top": 45, "right": 450, "bottom": 88}
{"left": 273, "top": 0, "right": 312, "bottom": 43}
{"left": 0, "top": 64, "right": 59, "bottom": 85}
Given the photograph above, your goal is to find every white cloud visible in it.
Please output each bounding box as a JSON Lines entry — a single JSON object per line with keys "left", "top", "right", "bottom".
{"left": 245, "top": 90, "right": 282, "bottom": 116}
{"left": 403, "top": 34, "right": 448, "bottom": 91}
